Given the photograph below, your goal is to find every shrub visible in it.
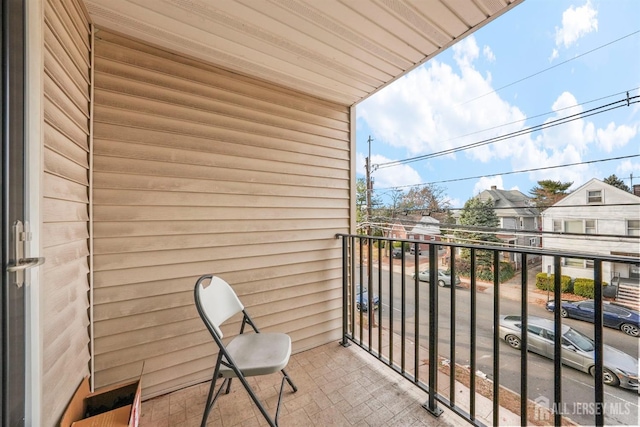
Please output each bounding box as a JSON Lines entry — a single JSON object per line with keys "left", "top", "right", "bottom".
{"left": 573, "top": 278, "right": 608, "bottom": 299}
{"left": 456, "top": 259, "right": 515, "bottom": 283}
{"left": 535, "top": 273, "right": 572, "bottom": 293}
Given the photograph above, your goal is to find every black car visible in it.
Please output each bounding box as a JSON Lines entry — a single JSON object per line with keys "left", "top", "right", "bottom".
{"left": 392, "top": 248, "right": 404, "bottom": 258}
{"left": 546, "top": 299, "right": 640, "bottom": 337}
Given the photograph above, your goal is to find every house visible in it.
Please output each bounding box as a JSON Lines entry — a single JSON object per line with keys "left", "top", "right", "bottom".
{"left": 406, "top": 215, "right": 443, "bottom": 253}
{"left": 1, "top": 1, "right": 525, "bottom": 425}
{"left": 476, "top": 185, "right": 540, "bottom": 268}
{"left": 541, "top": 178, "right": 640, "bottom": 287}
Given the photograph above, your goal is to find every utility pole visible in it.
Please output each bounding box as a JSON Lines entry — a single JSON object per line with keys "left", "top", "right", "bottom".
{"left": 366, "top": 135, "right": 374, "bottom": 236}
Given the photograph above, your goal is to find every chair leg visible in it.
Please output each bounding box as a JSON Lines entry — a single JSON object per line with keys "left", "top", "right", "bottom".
{"left": 281, "top": 368, "right": 297, "bottom": 393}
{"left": 201, "top": 354, "right": 225, "bottom": 427}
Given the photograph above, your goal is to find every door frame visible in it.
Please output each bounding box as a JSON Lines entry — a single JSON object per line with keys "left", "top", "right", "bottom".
{"left": 24, "top": 0, "right": 44, "bottom": 425}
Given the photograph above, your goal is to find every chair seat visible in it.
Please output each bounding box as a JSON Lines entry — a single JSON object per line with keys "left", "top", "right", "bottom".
{"left": 220, "top": 332, "right": 291, "bottom": 378}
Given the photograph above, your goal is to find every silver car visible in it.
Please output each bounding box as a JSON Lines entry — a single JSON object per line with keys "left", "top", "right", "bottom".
{"left": 499, "top": 315, "right": 638, "bottom": 390}
{"left": 411, "top": 269, "right": 461, "bottom": 287}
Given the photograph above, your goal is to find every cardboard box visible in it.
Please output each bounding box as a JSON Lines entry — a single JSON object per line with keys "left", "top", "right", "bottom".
{"left": 60, "top": 374, "right": 142, "bottom": 427}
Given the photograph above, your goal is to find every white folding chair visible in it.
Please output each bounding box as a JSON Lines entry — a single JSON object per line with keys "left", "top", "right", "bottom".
{"left": 194, "top": 274, "right": 297, "bottom": 427}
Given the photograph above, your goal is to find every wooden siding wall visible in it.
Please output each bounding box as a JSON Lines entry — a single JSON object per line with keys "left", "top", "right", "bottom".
{"left": 92, "top": 30, "right": 350, "bottom": 397}
{"left": 42, "top": 0, "right": 92, "bottom": 423}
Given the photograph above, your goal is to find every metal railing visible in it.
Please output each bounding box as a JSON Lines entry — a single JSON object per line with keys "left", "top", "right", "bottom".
{"left": 336, "top": 233, "right": 639, "bottom": 427}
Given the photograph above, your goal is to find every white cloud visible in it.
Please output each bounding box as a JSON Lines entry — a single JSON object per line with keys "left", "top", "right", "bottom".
{"left": 357, "top": 35, "right": 526, "bottom": 163}
{"left": 357, "top": 152, "right": 422, "bottom": 191}
{"left": 483, "top": 45, "right": 495, "bottom": 62}
{"left": 617, "top": 160, "right": 640, "bottom": 174}
{"left": 596, "top": 122, "right": 638, "bottom": 152}
{"left": 554, "top": 1, "right": 598, "bottom": 50}
{"left": 473, "top": 176, "right": 504, "bottom": 196}
{"left": 549, "top": 48, "right": 559, "bottom": 61}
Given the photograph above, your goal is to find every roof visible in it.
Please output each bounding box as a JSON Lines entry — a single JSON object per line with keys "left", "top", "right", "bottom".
{"left": 84, "top": 0, "right": 524, "bottom": 106}
{"left": 409, "top": 216, "right": 441, "bottom": 235}
{"left": 477, "top": 188, "right": 539, "bottom": 217}
{"left": 548, "top": 178, "right": 640, "bottom": 209}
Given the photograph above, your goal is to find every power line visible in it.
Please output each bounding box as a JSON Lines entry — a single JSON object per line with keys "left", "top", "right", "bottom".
{"left": 376, "top": 93, "right": 639, "bottom": 169}
{"left": 380, "top": 202, "right": 640, "bottom": 213}
{"left": 374, "top": 154, "right": 640, "bottom": 191}
{"left": 365, "top": 216, "right": 640, "bottom": 241}
{"left": 458, "top": 30, "right": 640, "bottom": 106}
{"left": 439, "top": 87, "right": 640, "bottom": 148}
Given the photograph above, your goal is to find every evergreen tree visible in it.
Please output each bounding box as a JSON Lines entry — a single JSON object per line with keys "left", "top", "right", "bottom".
{"left": 454, "top": 198, "right": 502, "bottom": 268}
{"left": 529, "top": 180, "right": 572, "bottom": 210}
{"left": 603, "top": 174, "right": 630, "bottom": 192}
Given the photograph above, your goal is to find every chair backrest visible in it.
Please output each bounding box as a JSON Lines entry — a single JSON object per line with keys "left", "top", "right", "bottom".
{"left": 195, "top": 275, "right": 244, "bottom": 339}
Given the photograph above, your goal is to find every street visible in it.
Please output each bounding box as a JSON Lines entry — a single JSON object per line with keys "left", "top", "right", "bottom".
{"left": 355, "top": 267, "right": 640, "bottom": 426}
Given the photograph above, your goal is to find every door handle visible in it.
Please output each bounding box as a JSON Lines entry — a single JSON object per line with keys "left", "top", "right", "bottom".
{"left": 7, "top": 220, "right": 45, "bottom": 287}
{"left": 7, "top": 257, "right": 45, "bottom": 272}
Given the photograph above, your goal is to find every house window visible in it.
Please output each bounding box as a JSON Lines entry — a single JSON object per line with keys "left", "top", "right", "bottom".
{"left": 529, "top": 237, "right": 537, "bottom": 246}
{"left": 563, "top": 258, "right": 584, "bottom": 267}
{"left": 519, "top": 217, "right": 524, "bottom": 228}
{"left": 628, "top": 219, "right": 640, "bottom": 236}
{"left": 587, "top": 190, "right": 602, "bottom": 203}
{"left": 585, "top": 220, "right": 596, "bottom": 234}
{"left": 564, "top": 220, "right": 582, "bottom": 233}
{"left": 585, "top": 259, "right": 594, "bottom": 269}
{"left": 553, "top": 220, "right": 562, "bottom": 232}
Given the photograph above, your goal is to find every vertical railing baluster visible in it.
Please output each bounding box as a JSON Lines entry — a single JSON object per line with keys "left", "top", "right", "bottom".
{"left": 493, "top": 250, "right": 500, "bottom": 427}
{"left": 553, "top": 256, "right": 562, "bottom": 427}
{"left": 358, "top": 238, "right": 364, "bottom": 345}
{"left": 341, "top": 235, "right": 349, "bottom": 346}
{"left": 520, "top": 253, "right": 528, "bottom": 425}
{"left": 378, "top": 241, "right": 383, "bottom": 357}
{"left": 423, "top": 243, "right": 443, "bottom": 416}
{"left": 470, "top": 248, "right": 477, "bottom": 421}
{"left": 367, "top": 238, "right": 373, "bottom": 350}
{"left": 449, "top": 247, "right": 456, "bottom": 406}
{"left": 594, "top": 259, "right": 604, "bottom": 427}
{"left": 350, "top": 236, "right": 356, "bottom": 339}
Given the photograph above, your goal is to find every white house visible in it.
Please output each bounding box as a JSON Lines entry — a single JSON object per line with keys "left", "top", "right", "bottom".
{"left": 541, "top": 178, "right": 640, "bottom": 284}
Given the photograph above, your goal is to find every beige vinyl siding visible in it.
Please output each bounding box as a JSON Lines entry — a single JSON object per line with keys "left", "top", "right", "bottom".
{"left": 42, "top": 0, "right": 91, "bottom": 423}
{"left": 92, "top": 30, "right": 350, "bottom": 398}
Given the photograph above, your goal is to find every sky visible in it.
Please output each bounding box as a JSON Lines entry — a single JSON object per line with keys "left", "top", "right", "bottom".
{"left": 355, "top": 0, "right": 640, "bottom": 210}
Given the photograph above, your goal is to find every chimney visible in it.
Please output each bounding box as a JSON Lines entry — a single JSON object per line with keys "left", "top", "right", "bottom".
{"left": 634, "top": 184, "right": 640, "bottom": 197}
{"left": 491, "top": 185, "right": 497, "bottom": 190}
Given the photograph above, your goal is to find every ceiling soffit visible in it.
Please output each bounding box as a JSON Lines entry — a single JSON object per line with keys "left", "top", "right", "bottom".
{"left": 85, "top": 0, "right": 523, "bottom": 106}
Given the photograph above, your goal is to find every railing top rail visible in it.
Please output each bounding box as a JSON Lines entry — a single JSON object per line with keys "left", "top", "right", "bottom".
{"left": 335, "top": 233, "right": 640, "bottom": 264}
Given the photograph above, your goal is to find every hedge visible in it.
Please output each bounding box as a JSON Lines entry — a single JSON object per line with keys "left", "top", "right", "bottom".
{"left": 573, "top": 278, "right": 608, "bottom": 299}
{"left": 535, "top": 273, "right": 572, "bottom": 293}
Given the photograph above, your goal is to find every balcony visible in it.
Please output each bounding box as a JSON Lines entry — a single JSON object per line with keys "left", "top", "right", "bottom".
{"left": 140, "top": 235, "right": 639, "bottom": 426}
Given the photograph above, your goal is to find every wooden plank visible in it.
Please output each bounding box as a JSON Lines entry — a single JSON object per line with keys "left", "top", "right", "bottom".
{"left": 43, "top": 171, "right": 88, "bottom": 203}
{"left": 43, "top": 221, "right": 88, "bottom": 248}
{"left": 92, "top": 171, "right": 349, "bottom": 199}
{"left": 93, "top": 123, "right": 348, "bottom": 166}
{"left": 43, "top": 198, "right": 88, "bottom": 225}
{"left": 92, "top": 218, "right": 347, "bottom": 238}
{"left": 94, "top": 33, "right": 349, "bottom": 120}
{"left": 44, "top": 122, "right": 89, "bottom": 166}
{"left": 93, "top": 138, "right": 348, "bottom": 179}
{"left": 44, "top": 147, "right": 88, "bottom": 185}
{"left": 44, "top": 98, "right": 89, "bottom": 150}
{"left": 94, "top": 78, "right": 348, "bottom": 138}
{"left": 94, "top": 67, "right": 348, "bottom": 131}
{"left": 93, "top": 103, "right": 346, "bottom": 151}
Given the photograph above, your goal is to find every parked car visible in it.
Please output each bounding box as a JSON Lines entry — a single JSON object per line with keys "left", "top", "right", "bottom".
{"left": 355, "top": 285, "right": 380, "bottom": 312}
{"left": 546, "top": 299, "right": 640, "bottom": 337}
{"left": 392, "top": 248, "right": 404, "bottom": 258}
{"left": 409, "top": 246, "right": 427, "bottom": 256}
{"left": 411, "top": 269, "right": 461, "bottom": 287}
{"left": 499, "top": 314, "right": 638, "bottom": 390}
